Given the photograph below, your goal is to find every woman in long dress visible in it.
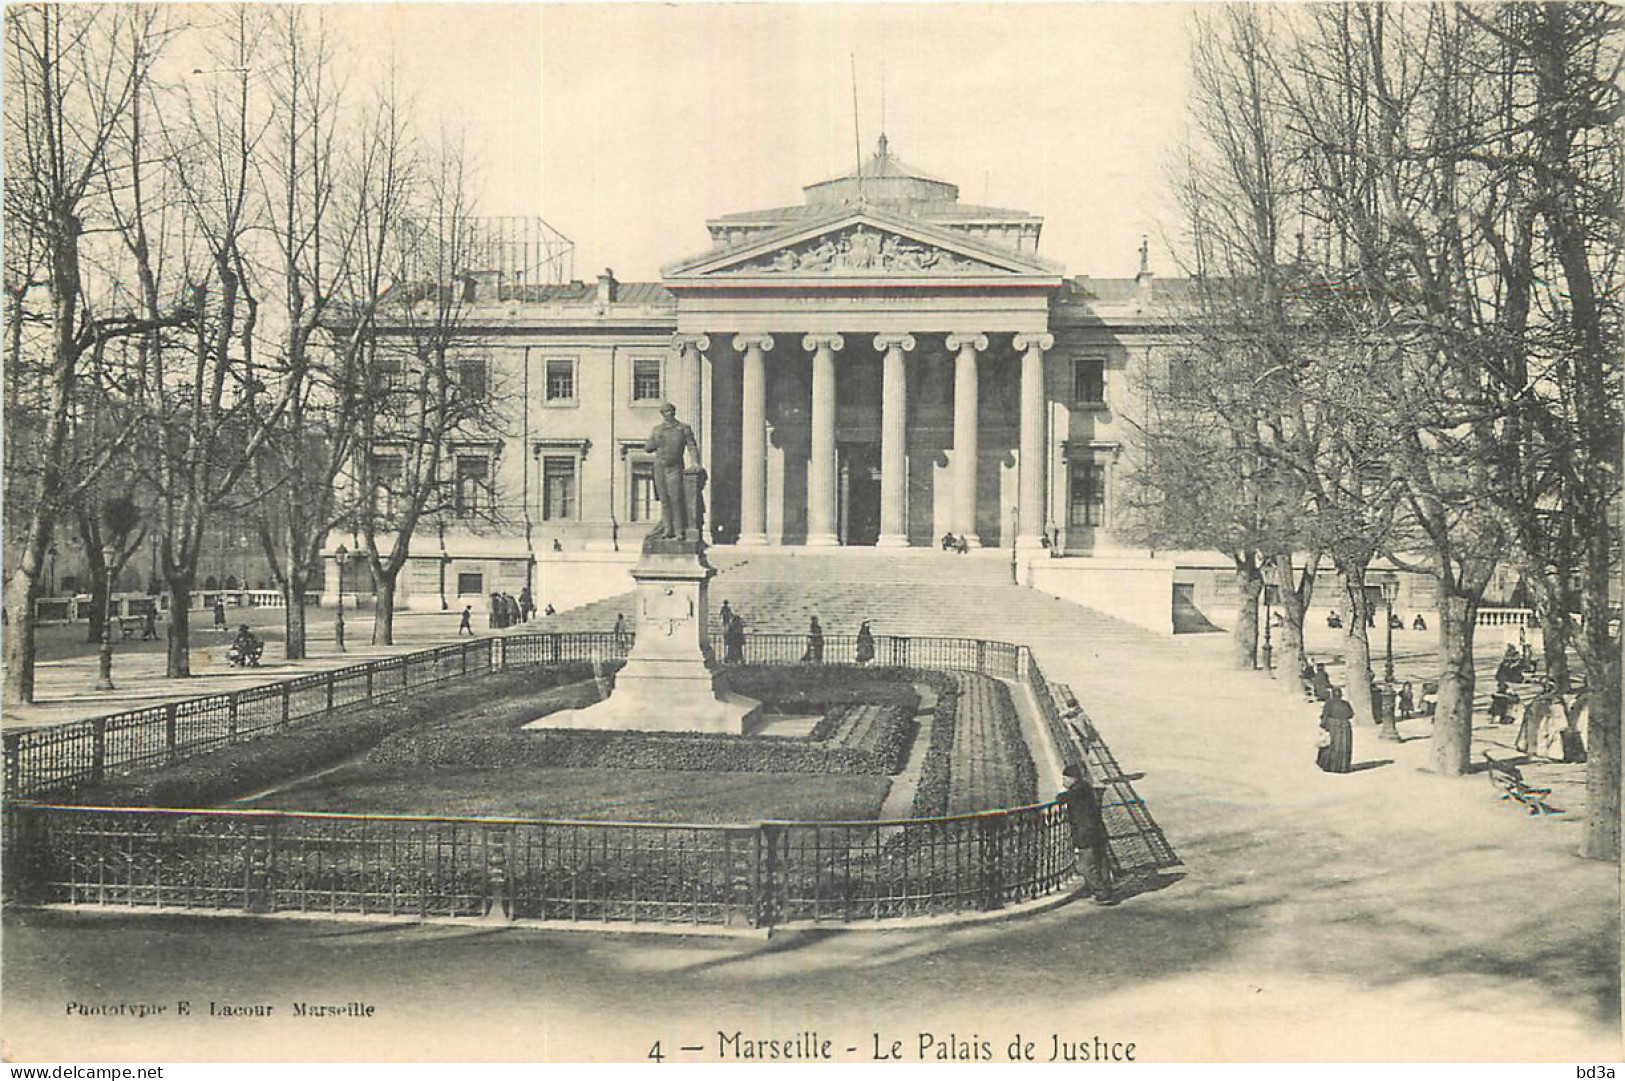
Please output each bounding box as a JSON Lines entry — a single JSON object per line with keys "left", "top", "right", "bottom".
{"left": 1317, "top": 687, "right": 1355, "bottom": 773}
{"left": 1515, "top": 682, "right": 1556, "bottom": 757}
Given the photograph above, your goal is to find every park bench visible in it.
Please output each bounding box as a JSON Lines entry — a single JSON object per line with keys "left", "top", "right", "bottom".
{"left": 1482, "top": 752, "right": 1563, "bottom": 816}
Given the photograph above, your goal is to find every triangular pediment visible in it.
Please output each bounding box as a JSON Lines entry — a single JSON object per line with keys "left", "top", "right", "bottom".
{"left": 663, "top": 207, "right": 1062, "bottom": 281}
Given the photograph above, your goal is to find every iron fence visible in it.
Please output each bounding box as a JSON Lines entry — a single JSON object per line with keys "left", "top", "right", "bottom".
{"left": 4, "top": 799, "right": 1074, "bottom": 928}
{"left": 5, "top": 632, "right": 1041, "bottom": 800}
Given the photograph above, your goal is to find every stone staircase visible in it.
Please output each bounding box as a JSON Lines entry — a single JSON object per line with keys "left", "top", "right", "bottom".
{"left": 539, "top": 549, "right": 1154, "bottom": 646}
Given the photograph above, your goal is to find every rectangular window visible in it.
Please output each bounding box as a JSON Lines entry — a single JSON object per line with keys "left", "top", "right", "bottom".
{"left": 545, "top": 358, "right": 576, "bottom": 403}
{"left": 370, "top": 453, "right": 404, "bottom": 517}
{"left": 1073, "top": 357, "right": 1106, "bottom": 404}
{"left": 631, "top": 357, "right": 662, "bottom": 402}
{"left": 629, "top": 462, "right": 655, "bottom": 522}
{"left": 542, "top": 456, "right": 576, "bottom": 521}
{"left": 375, "top": 356, "right": 404, "bottom": 392}
{"left": 1069, "top": 459, "right": 1106, "bottom": 528}
{"left": 456, "top": 572, "right": 484, "bottom": 596}
{"left": 455, "top": 455, "right": 491, "bottom": 519}
{"left": 457, "top": 356, "right": 488, "bottom": 402}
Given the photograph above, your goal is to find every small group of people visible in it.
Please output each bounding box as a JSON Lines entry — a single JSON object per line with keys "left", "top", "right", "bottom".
{"left": 1494, "top": 641, "right": 1538, "bottom": 686}
{"left": 488, "top": 588, "right": 535, "bottom": 630}
{"left": 1513, "top": 681, "right": 1589, "bottom": 763}
{"left": 939, "top": 532, "right": 971, "bottom": 554}
{"left": 1324, "top": 609, "right": 1427, "bottom": 631}
{"left": 226, "top": 624, "right": 264, "bottom": 667}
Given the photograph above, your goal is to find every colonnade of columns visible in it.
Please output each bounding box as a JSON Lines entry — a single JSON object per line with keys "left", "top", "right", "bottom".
{"left": 676, "top": 331, "right": 1053, "bottom": 548}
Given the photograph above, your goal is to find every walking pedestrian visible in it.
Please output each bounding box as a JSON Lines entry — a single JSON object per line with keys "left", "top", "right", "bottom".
{"left": 613, "top": 612, "right": 630, "bottom": 651}
{"left": 855, "top": 620, "right": 875, "bottom": 664}
{"left": 213, "top": 596, "right": 227, "bottom": 633}
{"left": 1311, "top": 662, "right": 1333, "bottom": 703}
{"left": 724, "top": 607, "right": 746, "bottom": 664}
{"left": 458, "top": 605, "right": 473, "bottom": 636}
{"left": 519, "top": 586, "right": 534, "bottom": 623}
{"left": 1058, "top": 763, "right": 1115, "bottom": 905}
{"left": 1316, "top": 687, "right": 1355, "bottom": 773}
{"left": 141, "top": 609, "right": 158, "bottom": 641}
{"left": 803, "top": 616, "right": 824, "bottom": 663}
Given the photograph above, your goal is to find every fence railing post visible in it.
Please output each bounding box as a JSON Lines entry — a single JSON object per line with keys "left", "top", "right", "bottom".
{"left": 228, "top": 692, "right": 239, "bottom": 742}
{"left": 3, "top": 732, "right": 20, "bottom": 795}
{"left": 481, "top": 824, "right": 511, "bottom": 923}
{"left": 755, "top": 822, "right": 782, "bottom": 930}
{"left": 164, "top": 703, "right": 179, "bottom": 765}
{"left": 91, "top": 719, "right": 106, "bottom": 783}
{"left": 979, "top": 813, "right": 1006, "bottom": 911}
{"left": 326, "top": 671, "right": 335, "bottom": 712}
{"left": 245, "top": 818, "right": 274, "bottom": 914}
{"left": 280, "top": 682, "right": 291, "bottom": 728}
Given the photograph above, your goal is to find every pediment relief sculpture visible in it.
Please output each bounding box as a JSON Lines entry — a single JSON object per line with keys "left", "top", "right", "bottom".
{"left": 716, "top": 225, "right": 1005, "bottom": 276}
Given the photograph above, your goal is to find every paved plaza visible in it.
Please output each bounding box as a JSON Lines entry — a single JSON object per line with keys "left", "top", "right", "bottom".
{"left": 3, "top": 568, "right": 1615, "bottom": 1063}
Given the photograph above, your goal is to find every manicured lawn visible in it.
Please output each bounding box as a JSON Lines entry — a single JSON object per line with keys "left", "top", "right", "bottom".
{"left": 245, "top": 765, "right": 891, "bottom": 823}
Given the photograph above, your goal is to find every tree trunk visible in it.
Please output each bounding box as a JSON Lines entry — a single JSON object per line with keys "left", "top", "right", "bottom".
{"left": 1431, "top": 590, "right": 1478, "bottom": 776}
{"left": 1232, "top": 557, "right": 1262, "bottom": 670}
{"left": 166, "top": 581, "right": 193, "bottom": 678}
{"left": 85, "top": 569, "right": 109, "bottom": 644}
{"left": 1339, "top": 565, "right": 1378, "bottom": 729}
{"left": 1266, "top": 552, "right": 1310, "bottom": 678}
{"left": 373, "top": 575, "right": 397, "bottom": 646}
{"left": 1530, "top": 586, "right": 1574, "bottom": 695}
{"left": 3, "top": 564, "right": 43, "bottom": 705}
{"left": 95, "top": 583, "right": 116, "bottom": 690}
{"left": 282, "top": 571, "right": 307, "bottom": 661}
{"left": 1579, "top": 537, "right": 1620, "bottom": 861}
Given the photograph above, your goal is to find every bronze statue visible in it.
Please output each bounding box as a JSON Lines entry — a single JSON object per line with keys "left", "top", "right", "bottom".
{"left": 645, "top": 402, "right": 701, "bottom": 541}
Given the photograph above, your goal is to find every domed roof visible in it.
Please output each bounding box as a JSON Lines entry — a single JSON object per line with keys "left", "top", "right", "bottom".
{"left": 802, "top": 134, "right": 960, "bottom": 208}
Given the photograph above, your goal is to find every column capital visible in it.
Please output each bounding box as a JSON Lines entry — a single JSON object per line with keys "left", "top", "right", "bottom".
{"left": 946, "top": 332, "right": 988, "bottom": 353}
{"left": 801, "top": 333, "right": 845, "bottom": 353}
{"left": 873, "top": 333, "right": 917, "bottom": 353}
{"left": 672, "top": 333, "right": 711, "bottom": 353}
{"left": 733, "top": 334, "right": 774, "bottom": 353}
{"left": 1012, "top": 332, "right": 1055, "bottom": 353}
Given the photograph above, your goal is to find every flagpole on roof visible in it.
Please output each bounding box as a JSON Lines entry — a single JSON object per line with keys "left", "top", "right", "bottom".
{"left": 851, "top": 54, "right": 864, "bottom": 204}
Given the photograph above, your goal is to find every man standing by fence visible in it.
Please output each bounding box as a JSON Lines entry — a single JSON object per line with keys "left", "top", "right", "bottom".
{"left": 1059, "top": 763, "right": 1115, "bottom": 905}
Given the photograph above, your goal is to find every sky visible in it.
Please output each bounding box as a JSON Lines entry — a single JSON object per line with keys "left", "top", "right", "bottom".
{"left": 325, "top": 3, "right": 1197, "bottom": 283}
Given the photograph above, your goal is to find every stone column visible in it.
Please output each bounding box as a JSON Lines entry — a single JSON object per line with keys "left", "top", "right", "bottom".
{"left": 1013, "top": 332, "right": 1054, "bottom": 551}
{"left": 734, "top": 334, "right": 774, "bottom": 546}
{"left": 802, "top": 333, "right": 844, "bottom": 546}
{"left": 946, "top": 332, "right": 988, "bottom": 544}
{"left": 874, "top": 333, "right": 916, "bottom": 548}
{"left": 674, "top": 334, "right": 711, "bottom": 479}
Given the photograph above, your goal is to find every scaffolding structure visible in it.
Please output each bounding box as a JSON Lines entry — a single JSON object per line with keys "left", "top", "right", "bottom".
{"left": 462, "top": 216, "right": 575, "bottom": 287}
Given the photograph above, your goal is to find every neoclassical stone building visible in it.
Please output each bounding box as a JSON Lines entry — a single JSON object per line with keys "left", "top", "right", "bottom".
{"left": 332, "top": 138, "right": 1205, "bottom": 624}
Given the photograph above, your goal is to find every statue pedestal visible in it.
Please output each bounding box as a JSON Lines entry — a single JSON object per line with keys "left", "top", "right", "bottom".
{"left": 524, "top": 544, "right": 760, "bottom": 735}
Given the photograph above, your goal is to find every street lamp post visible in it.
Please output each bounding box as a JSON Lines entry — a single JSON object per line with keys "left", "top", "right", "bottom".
{"left": 1262, "top": 585, "right": 1274, "bottom": 674}
{"left": 1378, "top": 577, "right": 1401, "bottom": 742}
{"left": 333, "top": 545, "right": 347, "bottom": 653}
{"left": 47, "top": 544, "right": 57, "bottom": 597}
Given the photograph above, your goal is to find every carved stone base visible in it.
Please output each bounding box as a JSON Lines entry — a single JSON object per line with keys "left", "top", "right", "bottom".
{"left": 522, "top": 547, "right": 760, "bottom": 735}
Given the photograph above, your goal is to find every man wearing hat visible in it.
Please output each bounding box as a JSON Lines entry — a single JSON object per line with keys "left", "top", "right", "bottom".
{"left": 1058, "top": 763, "right": 1115, "bottom": 905}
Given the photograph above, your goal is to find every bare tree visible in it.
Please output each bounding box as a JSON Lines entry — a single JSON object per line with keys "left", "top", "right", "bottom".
{"left": 347, "top": 131, "right": 496, "bottom": 646}
{"left": 143, "top": 7, "right": 294, "bottom": 678}
{"left": 2, "top": 6, "right": 189, "bottom": 704}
